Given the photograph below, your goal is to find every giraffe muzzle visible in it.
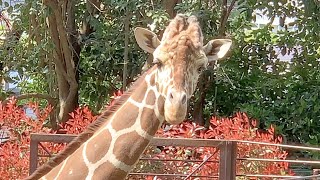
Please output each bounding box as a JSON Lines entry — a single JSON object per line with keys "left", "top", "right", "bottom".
{"left": 164, "top": 89, "right": 188, "bottom": 125}
{"left": 168, "top": 90, "right": 187, "bottom": 105}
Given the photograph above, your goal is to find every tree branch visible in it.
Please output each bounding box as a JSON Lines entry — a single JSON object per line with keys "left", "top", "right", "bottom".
{"left": 266, "top": 12, "right": 276, "bottom": 26}
{"left": 44, "top": 0, "right": 77, "bottom": 86}
{"left": 218, "top": 0, "right": 236, "bottom": 36}
{"left": 46, "top": 3, "right": 69, "bottom": 82}
{"left": 162, "top": 0, "right": 181, "bottom": 18}
{"left": 44, "top": 0, "right": 79, "bottom": 123}
{"left": 227, "top": 0, "right": 236, "bottom": 18}
{"left": 122, "top": 11, "right": 131, "bottom": 91}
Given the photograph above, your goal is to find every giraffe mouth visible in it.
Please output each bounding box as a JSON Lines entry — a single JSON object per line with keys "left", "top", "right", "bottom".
{"left": 165, "top": 115, "right": 186, "bottom": 125}
{"left": 164, "top": 93, "right": 187, "bottom": 125}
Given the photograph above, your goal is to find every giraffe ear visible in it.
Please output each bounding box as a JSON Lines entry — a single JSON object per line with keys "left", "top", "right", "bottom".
{"left": 203, "top": 39, "right": 232, "bottom": 63}
{"left": 134, "top": 27, "right": 160, "bottom": 54}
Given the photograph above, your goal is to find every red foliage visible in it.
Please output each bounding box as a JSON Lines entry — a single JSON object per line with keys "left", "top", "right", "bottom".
{"left": 59, "top": 106, "right": 97, "bottom": 134}
{"left": 150, "top": 112, "right": 294, "bottom": 178}
{"left": 0, "top": 95, "right": 293, "bottom": 179}
{"left": 103, "top": 89, "right": 123, "bottom": 110}
{"left": 0, "top": 98, "right": 52, "bottom": 179}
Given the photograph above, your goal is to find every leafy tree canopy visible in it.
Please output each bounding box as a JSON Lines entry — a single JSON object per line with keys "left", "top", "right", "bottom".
{"left": 0, "top": 0, "right": 320, "bottom": 144}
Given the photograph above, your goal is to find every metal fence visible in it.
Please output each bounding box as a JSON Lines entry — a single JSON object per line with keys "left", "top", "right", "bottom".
{"left": 29, "top": 133, "right": 320, "bottom": 179}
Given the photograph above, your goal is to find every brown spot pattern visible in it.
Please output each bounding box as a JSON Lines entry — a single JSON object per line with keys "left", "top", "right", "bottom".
{"left": 157, "top": 96, "right": 165, "bottom": 116}
{"left": 130, "top": 81, "right": 148, "bottom": 102}
{"left": 140, "top": 107, "right": 160, "bottom": 135}
{"left": 149, "top": 74, "right": 156, "bottom": 86}
{"left": 145, "top": 90, "right": 156, "bottom": 106}
{"left": 86, "top": 129, "right": 111, "bottom": 163}
{"left": 113, "top": 131, "right": 150, "bottom": 166}
{"left": 111, "top": 103, "right": 139, "bottom": 131}
{"left": 92, "top": 161, "right": 127, "bottom": 180}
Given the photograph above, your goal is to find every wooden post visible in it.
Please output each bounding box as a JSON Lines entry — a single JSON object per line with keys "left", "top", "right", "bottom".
{"left": 219, "top": 141, "right": 237, "bottom": 180}
{"left": 29, "top": 135, "right": 38, "bottom": 175}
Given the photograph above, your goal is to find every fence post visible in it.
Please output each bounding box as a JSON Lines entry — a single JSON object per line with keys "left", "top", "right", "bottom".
{"left": 313, "top": 169, "right": 320, "bottom": 180}
{"left": 219, "top": 141, "right": 237, "bottom": 180}
{"left": 29, "top": 134, "right": 38, "bottom": 175}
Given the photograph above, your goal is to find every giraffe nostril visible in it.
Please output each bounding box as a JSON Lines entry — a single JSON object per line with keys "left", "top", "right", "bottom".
{"left": 181, "top": 94, "right": 187, "bottom": 104}
{"left": 169, "top": 92, "right": 174, "bottom": 102}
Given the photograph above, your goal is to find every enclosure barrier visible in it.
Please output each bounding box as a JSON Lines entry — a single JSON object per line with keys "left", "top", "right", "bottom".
{"left": 29, "top": 133, "right": 320, "bottom": 179}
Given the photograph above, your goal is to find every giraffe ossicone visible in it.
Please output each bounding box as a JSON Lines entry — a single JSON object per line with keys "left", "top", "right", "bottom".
{"left": 27, "top": 14, "right": 232, "bottom": 180}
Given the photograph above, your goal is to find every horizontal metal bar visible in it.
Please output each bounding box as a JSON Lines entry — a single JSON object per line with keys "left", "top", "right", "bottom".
{"left": 238, "top": 157, "right": 320, "bottom": 165}
{"left": 30, "top": 133, "right": 320, "bottom": 151}
{"left": 129, "top": 173, "right": 304, "bottom": 179}
{"left": 238, "top": 174, "right": 305, "bottom": 178}
{"left": 236, "top": 140, "right": 320, "bottom": 152}
{"left": 140, "top": 157, "right": 218, "bottom": 163}
{"left": 30, "top": 134, "right": 76, "bottom": 143}
{"left": 128, "top": 172, "right": 218, "bottom": 178}
{"left": 281, "top": 174, "right": 320, "bottom": 180}
{"left": 150, "top": 137, "right": 221, "bottom": 147}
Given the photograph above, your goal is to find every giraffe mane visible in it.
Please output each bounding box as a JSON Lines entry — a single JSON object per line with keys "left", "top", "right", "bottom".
{"left": 26, "top": 65, "right": 158, "bottom": 180}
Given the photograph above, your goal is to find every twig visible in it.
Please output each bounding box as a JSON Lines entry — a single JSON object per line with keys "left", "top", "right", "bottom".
{"left": 87, "top": 0, "right": 106, "bottom": 13}
{"left": 39, "top": 142, "right": 53, "bottom": 157}
{"left": 266, "top": 12, "right": 276, "bottom": 26}
{"left": 184, "top": 143, "right": 222, "bottom": 180}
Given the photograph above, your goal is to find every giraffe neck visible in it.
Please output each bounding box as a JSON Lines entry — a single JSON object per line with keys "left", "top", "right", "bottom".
{"left": 28, "top": 65, "right": 165, "bottom": 180}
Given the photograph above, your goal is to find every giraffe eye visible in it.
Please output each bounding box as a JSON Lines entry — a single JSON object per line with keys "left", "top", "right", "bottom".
{"left": 197, "top": 66, "right": 205, "bottom": 73}
{"left": 153, "top": 58, "right": 163, "bottom": 67}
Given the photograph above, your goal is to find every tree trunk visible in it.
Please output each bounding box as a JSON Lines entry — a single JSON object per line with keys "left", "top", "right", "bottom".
{"left": 122, "top": 11, "right": 131, "bottom": 91}
{"left": 44, "top": 0, "right": 80, "bottom": 126}
{"left": 193, "top": 75, "right": 206, "bottom": 125}
{"left": 193, "top": 0, "right": 236, "bottom": 125}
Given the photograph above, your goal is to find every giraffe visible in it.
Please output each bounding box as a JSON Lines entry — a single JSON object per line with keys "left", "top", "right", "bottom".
{"left": 26, "top": 14, "right": 232, "bottom": 180}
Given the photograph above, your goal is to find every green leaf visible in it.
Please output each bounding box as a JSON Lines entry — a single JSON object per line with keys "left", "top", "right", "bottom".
{"left": 7, "top": 6, "right": 13, "bottom": 14}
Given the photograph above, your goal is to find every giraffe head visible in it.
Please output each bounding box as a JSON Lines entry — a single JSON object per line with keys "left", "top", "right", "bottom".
{"left": 135, "top": 14, "right": 232, "bottom": 125}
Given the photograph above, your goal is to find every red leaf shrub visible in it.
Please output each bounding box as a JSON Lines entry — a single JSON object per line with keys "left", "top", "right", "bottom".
{"left": 0, "top": 98, "right": 52, "bottom": 179}
{"left": 0, "top": 95, "right": 293, "bottom": 179}
{"left": 59, "top": 106, "right": 98, "bottom": 134}
{"left": 141, "top": 112, "right": 294, "bottom": 178}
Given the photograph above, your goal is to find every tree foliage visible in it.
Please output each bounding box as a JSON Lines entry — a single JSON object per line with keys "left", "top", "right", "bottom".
{"left": 209, "top": 0, "right": 320, "bottom": 144}
{"left": 0, "top": 0, "right": 320, "bottom": 144}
